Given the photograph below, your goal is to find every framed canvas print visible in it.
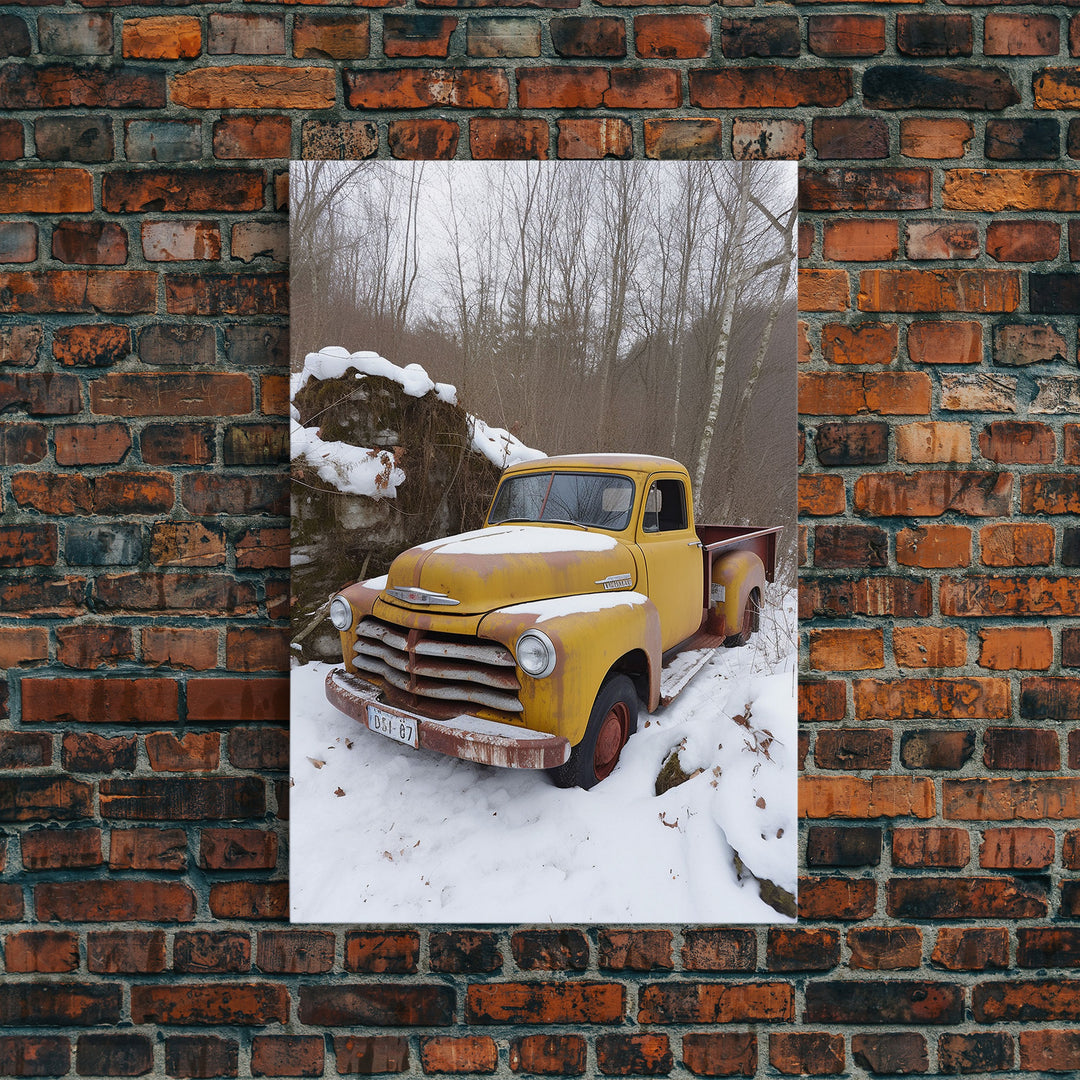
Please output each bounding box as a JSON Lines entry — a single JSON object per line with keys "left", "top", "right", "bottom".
{"left": 288, "top": 159, "right": 798, "bottom": 924}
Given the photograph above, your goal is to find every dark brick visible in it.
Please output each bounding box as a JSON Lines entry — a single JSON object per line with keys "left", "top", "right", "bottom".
{"left": 595, "top": 1034, "right": 672, "bottom": 1076}
{"left": 512, "top": 930, "right": 589, "bottom": 971}
{"left": 814, "top": 422, "right": 888, "bottom": 465}
{"left": 986, "top": 119, "right": 1059, "bottom": 161}
{"left": 805, "top": 982, "right": 963, "bottom": 1025}
{"left": 897, "top": 14, "right": 972, "bottom": 57}
{"left": 0, "top": 15, "right": 32, "bottom": 57}
{"left": 900, "top": 729, "right": 975, "bottom": 770}
{"left": 720, "top": 17, "right": 799, "bottom": 59}
{"left": 813, "top": 525, "right": 888, "bottom": 569}
{"left": 76, "top": 1035, "right": 153, "bottom": 1077}
{"left": 0, "top": 1036, "right": 69, "bottom": 1076}
{"left": 0, "top": 984, "right": 121, "bottom": 1026}
{"left": 888, "top": 876, "right": 1048, "bottom": 919}
{"left": 299, "top": 985, "right": 455, "bottom": 1027}
{"left": 938, "top": 1033, "right": 1013, "bottom": 1075}
{"left": 138, "top": 324, "right": 215, "bottom": 366}
{"left": 173, "top": 932, "right": 251, "bottom": 974}
{"left": 35, "top": 116, "right": 113, "bottom": 163}
{"left": 550, "top": 18, "right": 626, "bottom": 58}
{"left": 806, "top": 826, "right": 881, "bottom": 867}
{"left": 851, "top": 1033, "right": 927, "bottom": 1076}
{"left": 99, "top": 778, "right": 265, "bottom": 821}
{"left": 124, "top": 119, "right": 201, "bottom": 163}
{"left": 165, "top": 1036, "right": 239, "bottom": 1079}
{"left": 767, "top": 928, "right": 840, "bottom": 972}
{"left": 863, "top": 67, "right": 1020, "bottom": 111}
{"left": 1031, "top": 273, "right": 1080, "bottom": 314}
{"left": 681, "top": 930, "right": 756, "bottom": 972}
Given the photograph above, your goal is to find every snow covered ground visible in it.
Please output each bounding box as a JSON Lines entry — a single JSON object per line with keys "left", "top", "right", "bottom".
{"left": 289, "top": 586, "right": 797, "bottom": 925}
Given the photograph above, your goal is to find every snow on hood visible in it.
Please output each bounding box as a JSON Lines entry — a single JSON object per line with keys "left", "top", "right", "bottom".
{"left": 384, "top": 525, "right": 636, "bottom": 617}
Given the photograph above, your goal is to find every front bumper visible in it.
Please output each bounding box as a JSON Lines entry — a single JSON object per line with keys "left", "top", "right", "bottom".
{"left": 325, "top": 668, "right": 570, "bottom": 770}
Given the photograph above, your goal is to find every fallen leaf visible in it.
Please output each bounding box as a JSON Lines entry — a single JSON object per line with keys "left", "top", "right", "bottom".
{"left": 334, "top": 787, "right": 345, "bottom": 797}
{"left": 307, "top": 757, "right": 325, "bottom": 769}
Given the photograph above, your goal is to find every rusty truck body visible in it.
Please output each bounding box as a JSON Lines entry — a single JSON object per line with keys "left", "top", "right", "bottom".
{"left": 325, "top": 454, "right": 779, "bottom": 789}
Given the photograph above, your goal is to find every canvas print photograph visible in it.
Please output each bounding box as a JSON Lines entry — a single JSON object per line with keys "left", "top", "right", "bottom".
{"left": 288, "top": 159, "right": 798, "bottom": 924}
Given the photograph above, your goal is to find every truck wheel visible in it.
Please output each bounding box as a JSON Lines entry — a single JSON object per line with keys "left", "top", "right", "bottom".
{"left": 547, "top": 674, "right": 638, "bottom": 790}
{"left": 724, "top": 588, "right": 760, "bottom": 648}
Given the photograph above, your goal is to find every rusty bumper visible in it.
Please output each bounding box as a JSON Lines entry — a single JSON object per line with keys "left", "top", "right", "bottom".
{"left": 325, "top": 668, "right": 570, "bottom": 770}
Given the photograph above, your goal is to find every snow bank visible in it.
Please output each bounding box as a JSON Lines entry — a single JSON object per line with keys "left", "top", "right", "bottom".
{"left": 289, "top": 586, "right": 797, "bottom": 924}
{"left": 292, "top": 423, "right": 405, "bottom": 499}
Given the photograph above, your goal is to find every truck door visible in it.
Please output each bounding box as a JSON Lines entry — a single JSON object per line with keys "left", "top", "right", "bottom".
{"left": 636, "top": 476, "right": 704, "bottom": 651}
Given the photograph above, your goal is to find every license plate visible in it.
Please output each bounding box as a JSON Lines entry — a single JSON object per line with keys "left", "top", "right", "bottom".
{"left": 367, "top": 704, "right": 419, "bottom": 748}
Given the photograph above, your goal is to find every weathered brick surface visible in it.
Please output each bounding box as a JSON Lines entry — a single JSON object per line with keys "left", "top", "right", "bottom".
{"left": 1, "top": 6, "right": 1077, "bottom": 1078}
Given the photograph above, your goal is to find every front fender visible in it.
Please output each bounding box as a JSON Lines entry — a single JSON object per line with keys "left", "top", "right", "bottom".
{"left": 480, "top": 593, "right": 662, "bottom": 747}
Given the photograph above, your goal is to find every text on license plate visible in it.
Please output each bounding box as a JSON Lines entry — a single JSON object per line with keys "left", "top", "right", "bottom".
{"left": 367, "top": 705, "right": 418, "bottom": 748}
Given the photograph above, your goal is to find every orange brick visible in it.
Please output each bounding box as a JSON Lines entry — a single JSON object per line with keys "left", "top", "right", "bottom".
{"left": 0, "top": 626, "right": 49, "bottom": 669}
{"left": 808, "top": 628, "right": 884, "bottom": 672}
{"left": 900, "top": 118, "right": 973, "bottom": 159}
{"left": 799, "top": 269, "right": 849, "bottom": 311}
{"left": 800, "top": 777, "right": 935, "bottom": 820}
{"left": 893, "top": 626, "right": 968, "bottom": 669}
{"left": 822, "top": 322, "right": 897, "bottom": 365}
{"left": 979, "top": 523, "right": 1055, "bottom": 567}
{"left": 893, "top": 827, "right": 970, "bottom": 869}
{"left": 123, "top": 16, "right": 201, "bottom": 59}
{"left": 907, "top": 321, "right": 982, "bottom": 365}
{"left": 858, "top": 268, "right": 1019, "bottom": 313}
{"left": 977, "top": 627, "right": 1054, "bottom": 670}
{"left": 896, "top": 422, "right": 972, "bottom": 463}
{"left": 822, "top": 220, "right": 898, "bottom": 262}
{"left": 172, "top": 66, "right": 336, "bottom": 110}
{"left": 799, "top": 474, "right": 845, "bottom": 516}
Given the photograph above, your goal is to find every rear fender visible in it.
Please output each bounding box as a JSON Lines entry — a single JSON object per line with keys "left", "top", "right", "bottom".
{"left": 708, "top": 549, "right": 765, "bottom": 637}
{"left": 480, "top": 594, "right": 663, "bottom": 746}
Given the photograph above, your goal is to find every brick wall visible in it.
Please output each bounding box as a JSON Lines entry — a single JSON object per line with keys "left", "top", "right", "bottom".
{"left": 2, "top": 0, "right": 1079, "bottom": 1076}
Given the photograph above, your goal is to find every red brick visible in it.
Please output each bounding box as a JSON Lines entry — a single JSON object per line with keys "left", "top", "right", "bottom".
{"left": 186, "top": 678, "right": 287, "bottom": 722}
{"left": 57, "top": 625, "right": 134, "bottom": 668}
{"left": 91, "top": 373, "right": 252, "bottom": 417}
{"left": 165, "top": 273, "right": 286, "bottom": 316}
{"left": 847, "top": 927, "right": 922, "bottom": 971}
{"left": 681, "top": 1033, "right": 756, "bottom": 1077}
{"left": 979, "top": 827, "right": 1055, "bottom": 869}
{"left": 821, "top": 320, "right": 897, "bottom": 362}
{"left": 145, "top": 731, "right": 220, "bottom": 772}
{"left": 979, "top": 523, "right": 1055, "bottom": 566}
{"left": 768, "top": 1033, "right": 843, "bottom": 1076}
{"left": 21, "top": 677, "right": 179, "bottom": 725}
{"left": 141, "top": 220, "right": 221, "bottom": 262}
{"left": 4, "top": 930, "right": 79, "bottom": 973}
{"left": 767, "top": 928, "right": 840, "bottom": 973}
{"left": 346, "top": 68, "right": 508, "bottom": 109}
{"left": 509, "top": 1035, "right": 585, "bottom": 1075}
{"left": 421, "top": 1036, "right": 497, "bottom": 1075}
{"left": 799, "top": 474, "right": 845, "bottom": 516}
{"left": 858, "top": 268, "right": 1019, "bottom": 312}
{"left": 994, "top": 323, "right": 1067, "bottom": 366}
{"left": 690, "top": 67, "right": 849, "bottom": 109}
{"left": 814, "top": 117, "right": 888, "bottom": 160}
{"left": 174, "top": 931, "right": 251, "bottom": 975}
{"left": 208, "top": 882, "right": 288, "bottom": 921}
{"left": 822, "top": 221, "right": 897, "bottom": 264}
{"left": 345, "top": 932, "right": 419, "bottom": 974}
{"left": 109, "top": 828, "right": 187, "bottom": 871}
{"left": 469, "top": 117, "right": 548, "bottom": 159}
{"left": 556, "top": 118, "right": 631, "bottom": 160}
{"left": 37, "top": 881, "right": 196, "bottom": 923}
{"left": 87, "top": 930, "right": 166, "bottom": 975}
{"left": 0, "top": 270, "right": 155, "bottom": 315}
{"left": 172, "top": 66, "right": 333, "bottom": 109}
{"left": 801, "top": 776, "right": 934, "bottom": 820}
{"left": 856, "top": 470, "right": 1011, "bottom": 517}
{"left": 213, "top": 115, "right": 291, "bottom": 160}
{"left": 987, "top": 220, "right": 1059, "bottom": 262}
{"left": 332, "top": 1037, "right": 407, "bottom": 1076}
{"left": 0, "top": 168, "right": 92, "bottom": 214}
{"left": 149, "top": 523, "right": 226, "bottom": 568}
{"left": 596, "top": 1034, "right": 672, "bottom": 1076}
{"left": 256, "top": 931, "right": 333, "bottom": 975}
{"left": 814, "top": 729, "right": 892, "bottom": 771}
{"left": 0, "top": 421, "right": 48, "bottom": 465}
{"left": 103, "top": 170, "right": 263, "bottom": 214}
{"left": 54, "top": 423, "right": 131, "bottom": 465}
{"left": 469, "top": 982, "right": 625, "bottom": 1024}
{"left": 944, "top": 777, "right": 1080, "bottom": 820}
{"left": 62, "top": 732, "right": 137, "bottom": 774}
{"left": 978, "top": 627, "right": 1053, "bottom": 671}
{"left": 681, "top": 930, "right": 755, "bottom": 973}
{"left": 293, "top": 14, "right": 369, "bottom": 59}
{"left": 906, "top": 220, "right": 979, "bottom": 260}
{"left": 798, "top": 878, "right": 876, "bottom": 921}
{"left": 132, "top": 984, "right": 289, "bottom": 1026}
{"left": 200, "top": 829, "right": 278, "bottom": 872}
{"left": 932, "top": 928, "right": 1011, "bottom": 973}
{"left": 985, "top": 13, "right": 1059, "bottom": 56}
{"left": 635, "top": 14, "right": 709, "bottom": 58}
{"left": 142, "top": 627, "right": 218, "bottom": 670}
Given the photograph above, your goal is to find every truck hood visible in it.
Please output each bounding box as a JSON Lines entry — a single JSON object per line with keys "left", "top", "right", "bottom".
{"left": 382, "top": 525, "right": 638, "bottom": 616}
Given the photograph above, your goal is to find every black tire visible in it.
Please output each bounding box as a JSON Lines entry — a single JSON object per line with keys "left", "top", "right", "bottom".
{"left": 723, "top": 588, "right": 760, "bottom": 649}
{"left": 547, "top": 674, "right": 638, "bottom": 790}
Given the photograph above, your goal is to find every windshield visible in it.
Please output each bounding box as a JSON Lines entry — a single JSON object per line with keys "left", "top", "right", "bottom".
{"left": 489, "top": 472, "right": 636, "bottom": 531}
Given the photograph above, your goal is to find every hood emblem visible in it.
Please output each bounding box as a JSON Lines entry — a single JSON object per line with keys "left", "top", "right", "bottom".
{"left": 387, "top": 586, "right": 460, "bottom": 607}
{"left": 596, "top": 574, "right": 632, "bottom": 591}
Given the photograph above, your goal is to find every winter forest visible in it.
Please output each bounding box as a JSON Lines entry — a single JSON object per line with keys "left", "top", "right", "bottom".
{"left": 290, "top": 159, "right": 798, "bottom": 580}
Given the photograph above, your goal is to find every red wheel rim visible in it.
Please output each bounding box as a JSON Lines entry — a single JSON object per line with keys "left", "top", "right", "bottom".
{"left": 593, "top": 701, "right": 629, "bottom": 780}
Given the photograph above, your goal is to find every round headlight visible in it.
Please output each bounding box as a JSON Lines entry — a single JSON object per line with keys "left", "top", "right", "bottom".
{"left": 329, "top": 596, "right": 353, "bottom": 631}
{"left": 516, "top": 630, "right": 556, "bottom": 678}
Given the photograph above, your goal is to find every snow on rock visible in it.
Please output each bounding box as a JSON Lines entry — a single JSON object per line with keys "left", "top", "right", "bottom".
{"left": 291, "top": 348, "right": 541, "bottom": 495}
{"left": 469, "top": 415, "right": 546, "bottom": 469}
{"left": 291, "top": 422, "right": 405, "bottom": 499}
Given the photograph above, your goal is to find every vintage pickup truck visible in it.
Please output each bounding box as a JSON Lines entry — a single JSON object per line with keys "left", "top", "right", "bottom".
{"left": 325, "top": 454, "right": 779, "bottom": 789}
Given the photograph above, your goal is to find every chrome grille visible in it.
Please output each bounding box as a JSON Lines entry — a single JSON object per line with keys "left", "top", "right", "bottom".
{"left": 352, "top": 617, "right": 522, "bottom": 714}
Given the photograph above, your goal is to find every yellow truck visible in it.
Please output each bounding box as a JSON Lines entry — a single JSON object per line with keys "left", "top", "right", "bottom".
{"left": 325, "top": 454, "right": 779, "bottom": 789}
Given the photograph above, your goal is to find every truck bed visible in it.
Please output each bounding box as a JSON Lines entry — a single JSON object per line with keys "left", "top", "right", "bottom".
{"left": 696, "top": 524, "right": 781, "bottom": 583}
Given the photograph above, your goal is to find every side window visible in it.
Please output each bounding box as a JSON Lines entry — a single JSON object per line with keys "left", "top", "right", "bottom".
{"left": 642, "top": 479, "right": 688, "bottom": 533}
